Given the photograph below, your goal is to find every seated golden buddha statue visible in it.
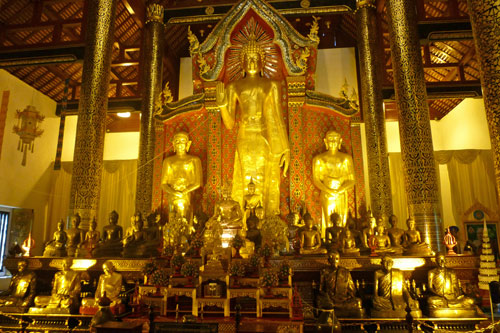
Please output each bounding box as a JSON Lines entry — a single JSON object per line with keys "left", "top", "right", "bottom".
{"left": 0, "top": 260, "right": 36, "bottom": 312}
{"left": 387, "top": 214, "right": 404, "bottom": 254}
{"left": 211, "top": 186, "right": 243, "bottom": 229}
{"left": 43, "top": 219, "right": 68, "bottom": 257}
{"left": 373, "top": 225, "right": 394, "bottom": 254}
{"left": 299, "top": 215, "right": 326, "bottom": 255}
{"left": 243, "top": 178, "right": 262, "bottom": 222}
{"left": 372, "top": 255, "right": 421, "bottom": 318}
{"left": 31, "top": 258, "right": 81, "bottom": 314}
{"left": 77, "top": 217, "right": 100, "bottom": 258}
{"left": 81, "top": 261, "right": 123, "bottom": 314}
{"left": 93, "top": 210, "right": 123, "bottom": 257}
{"left": 427, "top": 253, "right": 479, "bottom": 317}
{"left": 161, "top": 131, "right": 202, "bottom": 226}
{"left": 325, "top": 212, "right": 344, "bottom": 251}
{"left": 341, "top": 229, "right": 360, "bottom": 256}
{"left": 66, "top": 213, "right": 84, "bottom": 257}
{"left": 403, "top": 217, "right": 434, "bottom": 256}
{"left": 318, "top": 251, "right": 365, "bottom": 317}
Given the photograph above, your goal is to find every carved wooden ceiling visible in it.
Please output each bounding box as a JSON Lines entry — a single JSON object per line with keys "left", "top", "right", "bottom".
{"left": 0, "top": 0, "right": 480, "bottom": 131}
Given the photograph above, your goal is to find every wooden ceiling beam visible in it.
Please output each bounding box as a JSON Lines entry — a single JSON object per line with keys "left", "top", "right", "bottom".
{"left": 122, "top": 0, "right": 145, "bottom": 29}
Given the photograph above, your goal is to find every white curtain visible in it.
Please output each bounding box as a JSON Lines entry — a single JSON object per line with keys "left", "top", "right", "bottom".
{"left": 388, "top": 150, "right": 497, "bottom": 229}
{"left": 46, "top": 160, "right": 137, "bottom": 239}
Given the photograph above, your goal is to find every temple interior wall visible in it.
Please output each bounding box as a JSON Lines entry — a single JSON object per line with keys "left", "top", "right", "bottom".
{"left": 0, "top": 46, "right": 494, "bottom": 255}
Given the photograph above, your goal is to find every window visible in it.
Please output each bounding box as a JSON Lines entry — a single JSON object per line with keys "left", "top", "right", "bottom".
{"left": 0, "top": 211, "right": 9, "bottom": 270}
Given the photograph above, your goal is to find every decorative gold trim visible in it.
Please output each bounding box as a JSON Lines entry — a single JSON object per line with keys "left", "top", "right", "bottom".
{"left": 146, "top": 3, "right": 165, "bottom": 24}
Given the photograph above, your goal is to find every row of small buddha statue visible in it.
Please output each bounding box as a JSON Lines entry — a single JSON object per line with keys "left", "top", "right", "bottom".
{"left": 296, "top": 211, "right": 434, "bottom": 256}
{"left": 43, "top": 211, "right": 162, "bottom": 258}
{"left": 316, "top": 252, "right": 480, "bottom": 319}
{"left": 0, "top": 258, "right": 122, "bottom": 314}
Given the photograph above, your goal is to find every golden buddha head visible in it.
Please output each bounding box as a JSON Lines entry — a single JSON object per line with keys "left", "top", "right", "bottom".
{"left": 255, "top": 205, "right": 265, "bottom": 220}
{"left": 389, "top": 214, "right": 398, "bottom": 227}
{"left": 381, "top": 255, "right": 393, "bottom": 272}
{"left": 435, "top": 253, "right": 446, "bottom": 268}
{"left": 406, "top": 217, "right": 416, "bottom": 230}
{"left": 328, "top": 251, "right": 341, "bottom": 268}
{"left": 324, "top": 130, "right": 342, "bottom": 152}
{"left": 18, "top": 260, "right": 28, "bottom": 273}
{"left": 62, "top": 257, "right": 73, "bottom": 271}
{"left": 376, "top": 224, "right": 385, "bottom": 235}
{"left": 103, "top": 260, "right": 116, "bottom": 276}
{"left": 57, "top": 219, "right": 65, "bottom": 231}
{"left": 240, "top": 34, "right": 265, "bottom": 76}
{"left": 90, "top": 217, "right": 97, "bottom": 231}
{"left": 247, "top": 178, "right": 256, "bottom": 194}
{"left": 172, "top": 131, "right": 191, "bottom": 154}
{"left": 71, "top": 213, "right": 81, "bottom": 228}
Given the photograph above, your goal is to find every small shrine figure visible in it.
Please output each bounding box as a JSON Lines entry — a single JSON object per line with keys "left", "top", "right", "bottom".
{"left": 0, "top": 260, "right": 36, "bottom": 312}
{"left": 161, "top": 131, "right": 203, "bottom": 225}
{"left": 66, "top": 214, "right": 84, "bottom": 257}
{"left": 325, "top": 212, "right": 344, "bottom": 251}
{"left": 43, "top": 219, "right": 68, "bottom": 257}
{"left": 373, "top": 225, "right": 394, "bottom": 255}
{"left": 372, "top": 255, "right": 421, "bottom": 318}
{"left": 299, "top": 215, "right": 326, "bottom": 255}
{"left": 93, "top": 210, "right": 123, "bottom": 258}
{"left": 144, "top": 212, "right": 161, "bottom": 242}
{"left": 77, "top": 217, "right": 100, "bottom": 258}
{"left": 123, "top": 213, "right": 149, "bottom": 258}
{"left": 32, "top": 258, "right": 81, "bottom": 314}
{"left": 341, "top": 229, "right": 360, "bottom": 256}
{"left": 246, "top": 214, "right": 262, "bottom": 250}
{"left": 243, "top": 178, "right": 262, "bottom": 221}
{"left": 361, "top": 216, "right": 377, "bottom": 251}
{"left": 211, "top": 186, "right": 243, "bottom": 229}
{"left": 427, "top": 253, "right": 478, "bottom": 317}
{"left": 317, "top": 251, "right": 365, "bottom": 317}
{"left": 387, "top": 215, "right": 404, "bottom": 254}
{"left": 403, "top": 217, "right": 434, "bottom": 256}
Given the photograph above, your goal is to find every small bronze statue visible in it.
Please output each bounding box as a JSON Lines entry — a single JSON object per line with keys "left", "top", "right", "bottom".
{"left": 403, "top": 217, "right": 434, "bottom": 256}
{"left": 427, "top": 253, "right": 479, "bottom": 317}
{"left": 66, "top": 214, "right": 84, "bottom": 257}
{"left": 0, "top": 260, "right": 36, "bottom": 312}
{"left": 372, "top": 255, "right": 421, "bottom": 318}
{"left": 387, "top": 215, "right": 404, "bottom": 254}
{"left": 31, "top": 258, "right": 81, "bottom": 314}
{"left": 299, "top": 215, "right": 326, "bottom": 255}
{"left": 43, "top": 219, "right": 68, "bottom": 257}
{"left": 93, "top": 210, "right": 123, "bottom": 257}
{"left": 318, "top": 251, "right": 365, "bottom": 317}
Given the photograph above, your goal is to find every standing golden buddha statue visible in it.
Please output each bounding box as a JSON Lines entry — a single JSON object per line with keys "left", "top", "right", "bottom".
{"left": 312, "top": 130, "right": 355, "bottom": 233}
{"left": 216, "top": 33, "right": 290, "bottom": 216}
{"left": 161, "top": 131, "right": 202, "bottom": 225}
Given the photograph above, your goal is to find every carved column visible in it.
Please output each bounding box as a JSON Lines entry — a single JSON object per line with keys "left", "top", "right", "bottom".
{"left": 386, "top": 0, "right": 443, "bottom": 251}
{"left": 69, "top": 0, "right": 117, "bottom": 228}
{"left": 467, "top": 0, "right": 500, "bottom": 207}
{"left": 135, "top": 1, "right": 165, "bottom": 214}
{"left": 355, "top": 0, "right": 393, "bottom": 219}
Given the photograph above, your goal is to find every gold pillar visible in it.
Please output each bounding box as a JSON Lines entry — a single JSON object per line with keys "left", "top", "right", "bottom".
{"left": 386, "top": 0, "right": 443, "bottom": 251}
{"left": 135, "top": 1, "right": 165, "bottom": 215}
{"left": 355, "top": 0, "right": 393, "bottom": 219}
{"left": 467, "top": 0, "right": 500, "bottom": 207}
{"left": 69, "top": 0, "right": 117, "bottom": 228}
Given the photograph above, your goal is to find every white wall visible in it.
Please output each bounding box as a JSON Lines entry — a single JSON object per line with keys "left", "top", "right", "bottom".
{"left": 0, "top": 69, "right": 59, "bottom": 255}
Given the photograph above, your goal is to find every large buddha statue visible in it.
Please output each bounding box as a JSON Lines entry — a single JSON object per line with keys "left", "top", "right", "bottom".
{"left": 372, "top": 255, "right": 421, "bottom": 318}
{"left": 31, "top": 258, "right": 81, "bottom": 314}
{"left": 43, "top": 219, "right": 68, "bottom": 257}
{"left": 0, "top": 260, "right": 36, "bottom": 311}
{"left": 161, "top": 131, "right": 202, "bottom": 225}
{"left": 312, "top": 130, "right": 355, "bottom": 232}
{"left": 81, "top": 260, "right": 123, "bottom": 313}
{"left": 93, "top": 210, "right": 123, "bottom": 258}
{"left": 66, "top": 214, "right": 84, "bottom": 257}
{"left": 318, "top": 251, "right": 364, "bottom": 317}
{"left": 299, "top": 214, "right": 326, "bottom": 255}
{"left": 427, "top": 253, "right": 478, "bottom": 317}
{"left": 216, "top": 33, "right": 290, "bottom": 217}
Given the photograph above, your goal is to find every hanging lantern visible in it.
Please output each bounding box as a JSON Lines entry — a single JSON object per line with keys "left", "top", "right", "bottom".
{"left": 12, "top": 105, "right": 45, "bottom": 166}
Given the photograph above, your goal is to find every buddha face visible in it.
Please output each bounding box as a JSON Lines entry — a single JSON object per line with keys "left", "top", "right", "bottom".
{"left": 324, "top": 131, "right": 341, "bottom": 152}
{"left": 436, "top": 254, "right": 446, "bottom": 268}
{"left": 328, "top": 252, "right": 340, "bottom": 268}
{"left": 243, "top": 51, "right": 262, "bottom": 76}
{"left": 377, "top": 225, "right": 385, "bottom": 235}
{"left": 109, "top": 211, "right": 118, "bottom": 225}
{"left": 407, "top": 218, "right": 416, "bottom": 230}
{"left": 90, "top": 220, "right": 97, "bottom": 231}
{"left": 57, "top": 221, "right": 65, "bottom": 231}
{"left": 18, "top": 261, "right": 27, "bottom": 273}
{"left": 382, "top": 256, "right": 393, "bottom": 271}
{"left": 255, "top": 207, "right": 265, "bottom": 220}
{"left": 62, "top": 258, "right": 72, "bottom": 271}
{"left": 369, "top": 217, "right": 377, "bottom": 229}
{"left": 389, "top": 215, "right": 397, "bottom": 227}
{"left": 71, "top": 215, "right": 80, "bottom": 228}
{"left": 248, "top": 182, "right": 256, "bottom": 194}
{"left": 173, "top": 133, "right": 190, "bottom": 154}
{"left": 304, "top": 217, "right": 314, "bottom": 230}
{"left": 330, "top": 212, "right": 341, "bottom": 227}
{"left": 103, "top": 261, "right": 115, "bottom": 276}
